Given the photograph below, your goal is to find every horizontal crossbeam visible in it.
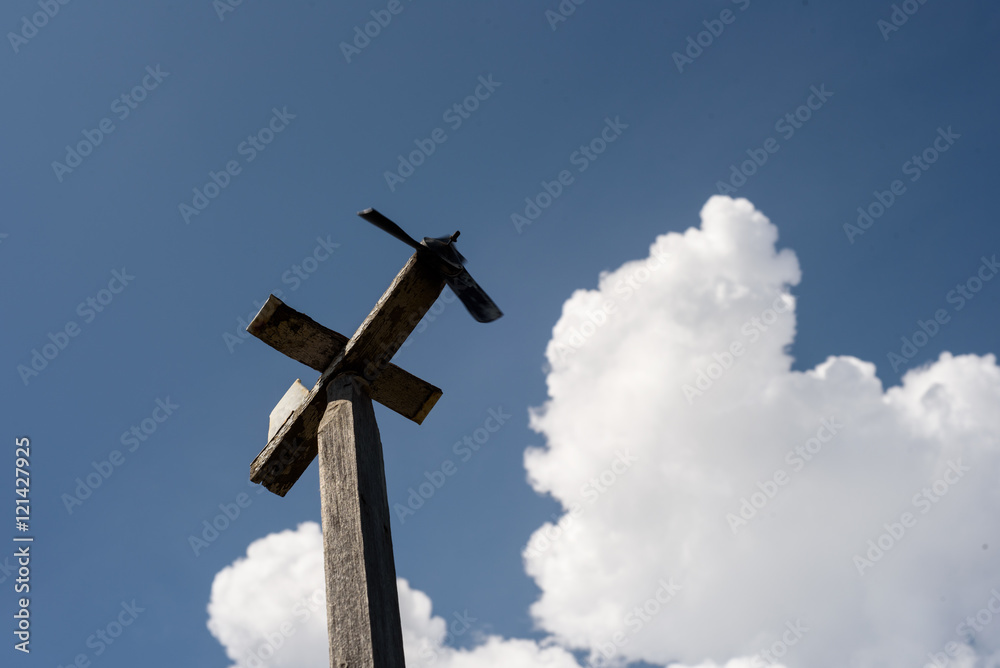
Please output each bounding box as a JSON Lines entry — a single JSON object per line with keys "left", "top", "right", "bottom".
{"left": 248, "top": 295, "right": 442, "bottom": 424}
{"left": 249, "top": 252, "right": 446, "bottom": 496}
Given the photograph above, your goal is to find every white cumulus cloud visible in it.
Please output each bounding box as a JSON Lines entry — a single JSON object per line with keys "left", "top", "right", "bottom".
{"left": 206, "top": 522, "right": 582, "bottom": 668}
{"left": 207, "top": 522, "right": 329, "bottom": 668}
{"left": 523, "top": 196, "right": 1000, "bottom": 668}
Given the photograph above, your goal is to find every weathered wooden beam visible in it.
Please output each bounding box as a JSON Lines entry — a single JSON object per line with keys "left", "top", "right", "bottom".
{"left": 250, "top": 363, "right": 441, "bottom": 495}
{"left": 340, "top": 252, "right": 445, "bottom": 377}
{"left": 247, "top": 296, "right": 343, "bottom": 372}
{"left": 269, "top": 379, "right": 309, "bottom": 441}
{"left": 250, "top": 252, "right": 446, "bottom": 495}
{"left": 318, "top": 375, "right": 406, "bottom": 667}
{"left": 250, "top": 375, "right": 325, "bottom": 496}
{"left": 370, "top": 366, "right": 441, "bottom": 425}
{"left": 248, "top": 295, "right": 442, "bottom": 424}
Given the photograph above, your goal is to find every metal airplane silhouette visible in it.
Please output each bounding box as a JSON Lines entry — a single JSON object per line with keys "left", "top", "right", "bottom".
{"left": 357, "top": 208, "right": 503, "bottom": 323}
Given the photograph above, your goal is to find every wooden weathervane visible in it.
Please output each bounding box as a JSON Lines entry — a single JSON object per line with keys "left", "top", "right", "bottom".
{"left": 245, "top": 209, "right": 502, "bottom": 667}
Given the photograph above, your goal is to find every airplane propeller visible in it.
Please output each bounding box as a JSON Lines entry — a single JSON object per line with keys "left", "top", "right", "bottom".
{"left": 357, "top": 208, "right": 503, "bottom": 323}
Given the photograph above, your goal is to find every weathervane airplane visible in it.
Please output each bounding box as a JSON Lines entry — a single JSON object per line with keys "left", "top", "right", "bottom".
{"left": 357, "top": 208, "right": 503, "bottom": 323}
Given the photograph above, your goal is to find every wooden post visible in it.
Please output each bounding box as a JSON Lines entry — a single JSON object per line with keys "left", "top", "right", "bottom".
{"left": 245, "top": 210, "right": 502, "bottom": 664}
{"left": 318, "top": 374, "right": 405, "bottom": 668}
{"left": 249, "top": 253, "right": 446, "bottom": 497}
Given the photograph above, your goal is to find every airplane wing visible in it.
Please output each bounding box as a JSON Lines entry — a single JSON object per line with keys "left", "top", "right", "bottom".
{"left": 444, "top": 269, "right": 503, "bottom": 323}
{"left": 357, "top": 207, "right": 503, "bottom": 322}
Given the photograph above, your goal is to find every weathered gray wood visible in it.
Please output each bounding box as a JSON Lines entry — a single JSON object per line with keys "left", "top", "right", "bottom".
{"left": 248, "top": 295, "right": 343, "bottom": 371}
{"left": 249, "top": 365, "right": 441, "bottom": 496}
{"left": 340, "top": 252, "right": 445, "bottom": 377}
{"left": 248, "top": 294, "right": 442, "bottom": 424}
{"left": 250, "top": 375, "right": 325, "bottom": 496}
{"left": 269, "top": 379, "right": 309, "bottom": 441}
{"left": 370, "top": 365, "right": 441, "bottom": 424}
{"left": 250, "top": 253, "right": 445, "bottom": 495}
{"left": 318, "top": 374, "right": 405, "bottom": 668}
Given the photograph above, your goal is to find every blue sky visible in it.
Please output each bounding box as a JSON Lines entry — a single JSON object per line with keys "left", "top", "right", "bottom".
{"left": 2, "top": 1, "right": 999, "bottom": 667}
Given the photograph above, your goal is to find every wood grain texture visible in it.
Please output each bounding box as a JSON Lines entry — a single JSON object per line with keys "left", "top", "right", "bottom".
{"left": 268, "top": 379, "right": 309, "bottom": 441}
{"left": 370, "top": 365, "right": 441, "bottom": 425}
{"left": 249, "top": 255, "right": 448, "bottom": 494}
{"left": 247, "top": 295, "right": 344, "bottom": 372}
{"left": 248, "top": 294, "right": 442, "bottom": 424}
{"left": 249, "top": 375, "right": 325, "bottom": 496}
{"left": 341, "top": 252, "right": 445, "bottom": 377}
{"left": 318, "top": 375, "right": 405, "bottom": 668}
